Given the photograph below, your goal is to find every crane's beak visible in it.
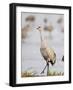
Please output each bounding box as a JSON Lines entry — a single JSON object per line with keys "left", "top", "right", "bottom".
{"left": 36, "top": 26, "right": 41, "bottom": 30}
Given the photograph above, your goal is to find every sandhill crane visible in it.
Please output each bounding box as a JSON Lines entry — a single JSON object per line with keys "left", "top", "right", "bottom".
{"left": 37, "top": 26, "right": 56, "bottom": 76}
{"left": 43, "top": 18, "right": 53, "bottom": 39}
{"left": 25, "top": 15, "right": 35, "bottom": 22}
{"left": 22, "top": 15, "right": 35, "bottom": 39}
{"left": 57, "top": 17, "right": 64, "bottom": 62}
{"left": 57, "top": 17, "right": 64, "bottom": 32}
{"left": 25, "top": 15, "right": 35, "bottom": 30}
{"left": 44, "top": 18, "right": 53, "bottom": 32}
{"left": 44, "top": 18, "right": 48, "bottom": 30}
{"left": 21, "top": 25, "right": 30, "bottom": 39}
{"left": 62, "top": 56, "right": 64, "bottom": 62}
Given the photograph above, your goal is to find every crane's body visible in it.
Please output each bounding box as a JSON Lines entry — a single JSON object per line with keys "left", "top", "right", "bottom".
{"left": 40, "top": 47, "right": 56, "bottom": 65}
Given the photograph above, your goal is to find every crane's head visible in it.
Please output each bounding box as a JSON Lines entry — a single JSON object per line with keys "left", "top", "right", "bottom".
{"left": 37, "top": 26, "right": 44, "bottom": 32}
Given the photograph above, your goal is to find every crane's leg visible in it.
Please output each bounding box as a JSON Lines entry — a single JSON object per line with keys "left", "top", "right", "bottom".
{"left": 40, "top": 63, "right": 47, "bottom": 74}
{"left": 47, "top": 63, "right": 49, "bottom": 76}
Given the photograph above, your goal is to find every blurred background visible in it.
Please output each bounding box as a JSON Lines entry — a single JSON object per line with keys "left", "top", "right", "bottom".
{"left": 21, "top": 12, "right": 64, "bottom": 77}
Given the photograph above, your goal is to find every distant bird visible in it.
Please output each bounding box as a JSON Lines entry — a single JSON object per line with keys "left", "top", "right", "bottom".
{"left": 44, "top": 18, "right": 47, "bottom": 23}
{"left": 21, "top": 25, "right": 30, "bottom": 39}
{"left": 37, "top": 26, "right": 56, "bottom": 76}
{"left": 62, "top": 56, "right": 64, "bottom": 62}
{"left": 25, "top": 15, "right": 35, "bottom": 22}
{"left": 57, "top": 17, "right": 64, "bottom": 32}
{"left": 44, "top": 23, "right": 53, "bottom": 39}
{"left": 25, "top": 15, "right": 35, "bottom": 30}
{"left": 44, "top": 18, "right": 48, "bottom": 30}
{"left": 47, "top": 23, "right": 53, "bottom": 32}
{"left": 57, "top": 17, "right": 63, "bottom": 23}
{"left": 44, "top": 18, "right": 53, "bottom": 32}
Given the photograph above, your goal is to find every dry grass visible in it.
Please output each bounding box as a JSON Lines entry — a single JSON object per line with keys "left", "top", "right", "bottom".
{"left": 21, "top": 71, "right": 35, "bottom": 77}
{"left": 21, "top": 70, "right": 64, "bottom": 77}
{"left": 48, "top": 70, "right": 64, "bottom": 76}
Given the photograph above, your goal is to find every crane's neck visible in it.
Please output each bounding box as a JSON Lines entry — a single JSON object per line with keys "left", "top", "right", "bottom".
{"left": 40, "top": 31, "right": 43, "bottom": 42}
{"left": 39, "top": 31, "right": 48, "bottom": 48}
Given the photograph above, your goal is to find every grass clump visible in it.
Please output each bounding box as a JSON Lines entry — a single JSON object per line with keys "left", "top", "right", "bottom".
{"left": 48, "top": 69, "right": 64, "bottom": 76}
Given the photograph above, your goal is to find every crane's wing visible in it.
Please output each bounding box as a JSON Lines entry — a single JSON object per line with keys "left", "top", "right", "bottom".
{"left": 45, "top": 48, "right": 56, "bottom": 61}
